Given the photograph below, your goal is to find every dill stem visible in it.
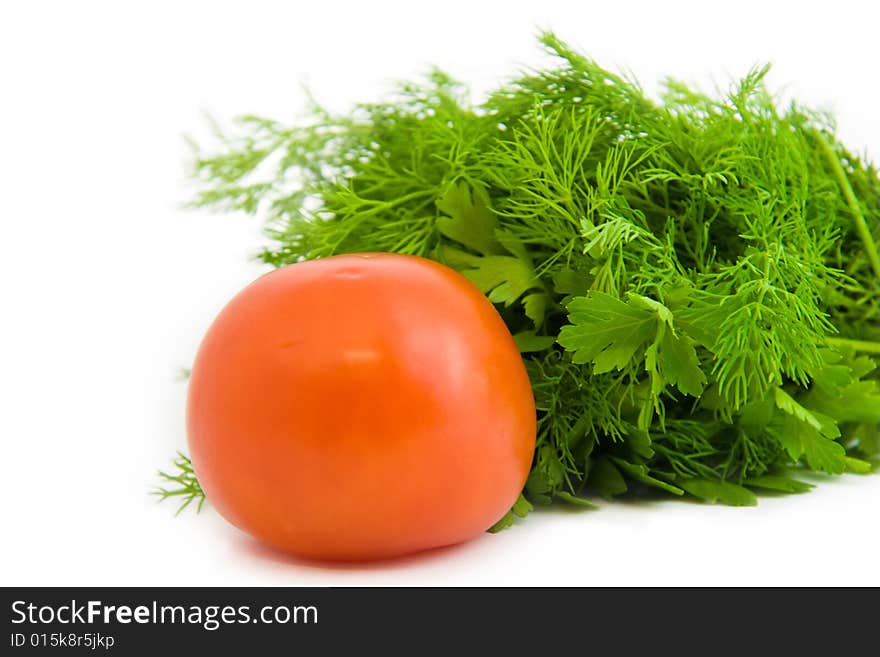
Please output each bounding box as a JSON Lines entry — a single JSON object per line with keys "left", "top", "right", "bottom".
{"left": 818, "top": 134, "right": 880, "bottom": 279}
{"left": 825, "top": 336, "right": 880, "bottom": 355}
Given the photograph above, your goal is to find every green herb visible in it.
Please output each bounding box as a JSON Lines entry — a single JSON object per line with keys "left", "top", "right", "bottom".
{"left": 170, "top": 32, "right": 880, "bottom": 521}
{"left": 153, "top": 452, "right": 206, "bottom": 515}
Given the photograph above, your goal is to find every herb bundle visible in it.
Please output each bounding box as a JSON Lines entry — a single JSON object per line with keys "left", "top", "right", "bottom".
{"left": 176, "top": 33, "right": 880, "bottom": 522}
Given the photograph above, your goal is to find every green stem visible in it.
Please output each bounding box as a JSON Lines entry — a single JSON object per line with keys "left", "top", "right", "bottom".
{"left": 826, "top": 337, "right": 880, "bottom": 355}
{"left": 818, "top": 133, "right": 880, "bottom": 279}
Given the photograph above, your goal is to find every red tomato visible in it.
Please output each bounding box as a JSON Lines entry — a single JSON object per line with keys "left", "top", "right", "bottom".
{"left": 187, "top": 253, "right": 536, "bottom": 560}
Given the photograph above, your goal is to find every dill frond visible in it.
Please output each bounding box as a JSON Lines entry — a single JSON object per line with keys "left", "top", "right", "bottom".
{"left": 153, "top": 452, "right": 206, "bottom": 515}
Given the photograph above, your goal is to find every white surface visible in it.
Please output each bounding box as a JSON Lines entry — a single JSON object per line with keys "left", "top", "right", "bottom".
{"left": 2, "top": 0, "right": 879, "bottom": 586}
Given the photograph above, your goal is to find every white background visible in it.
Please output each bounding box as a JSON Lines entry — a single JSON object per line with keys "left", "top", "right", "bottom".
{"left": 2, "top": 0, "right": 879, "bottom": 586}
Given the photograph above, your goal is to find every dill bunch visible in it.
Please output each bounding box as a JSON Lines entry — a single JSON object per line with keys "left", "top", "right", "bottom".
{"left": 183, "top": 32, "right": 880, "bottom": 518}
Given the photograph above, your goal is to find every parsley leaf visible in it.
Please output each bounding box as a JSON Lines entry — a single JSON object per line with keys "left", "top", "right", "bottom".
{"left": 436, "top": 182, "right": 500, "bottom": 256}
{"left": 744, "top": 475, "right": 814, "bottom": 494}
{"left": 771, "top": 388, "right": 847, "bottom": 474}
{"left": 559, "top": 292, "right": 657, "bottom": 372}
{"left": 559, "top": 292, "right": 706, "bottom": 399}
{"left": 677, "top": 478, "right": 758, "bottom": 506}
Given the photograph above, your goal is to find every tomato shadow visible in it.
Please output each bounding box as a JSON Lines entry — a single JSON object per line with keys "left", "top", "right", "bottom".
{"left": 234, "top": 533, "right": 482, "bottom": 572}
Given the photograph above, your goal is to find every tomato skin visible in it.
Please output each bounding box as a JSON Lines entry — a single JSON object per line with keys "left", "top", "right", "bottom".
{"left": 187, "top": 253, "right": 536, "bottom": 560}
